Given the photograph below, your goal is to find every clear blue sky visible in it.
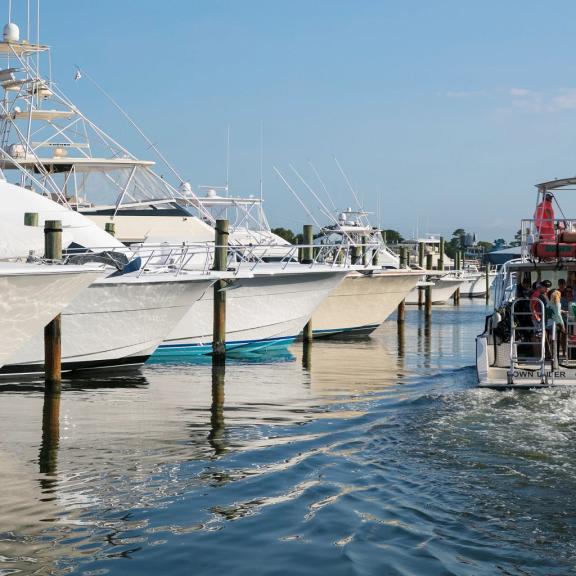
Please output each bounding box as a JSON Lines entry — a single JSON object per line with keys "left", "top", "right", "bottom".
{"left": 17, "top": 0, "right": 576, "bottom": 241}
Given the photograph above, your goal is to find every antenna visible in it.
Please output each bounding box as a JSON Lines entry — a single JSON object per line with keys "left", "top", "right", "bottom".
{"left": 75, "top": 67, "right": 189, "bottom": 187}
{"left": 259, "top": 121, "right": 263, "bottom": 203}
{"left": 259, "top": 121, "right": 264, "bottom": 229}
{"left": 8, "top": 0, "right": 11, "bottom": 22}
{"left": 308, "top": 160, "right": 337, "bottom": 211}
{"left": 289, "top": 165, "right": 341, "bottom": 228}
{"left": 273, "top": 166, "right": 323, "bottom": 229}
{"left": 225, "top": 124, "right": 230, "bottom": 196}
{"left": 333, "top": 155, "right": 362, "bottom": 210}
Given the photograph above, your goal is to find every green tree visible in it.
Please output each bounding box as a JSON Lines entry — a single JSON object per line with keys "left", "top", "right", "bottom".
{"left": 509, "top": 229, "right": 522, "bottom": 247}
{"left": 271, "top": 227, "right": 296, "bottom": 244}
{"left": 476, "top": 240, "right": 494, "bottom": 252}
{"left": 445, "top": 228, "right": 466, "bottom": 258}
{"left": 381, "top": 229, "right": 404, "bottom": 244}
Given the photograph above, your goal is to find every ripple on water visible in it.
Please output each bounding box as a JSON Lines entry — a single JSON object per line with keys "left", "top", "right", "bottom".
{"left": 0, "top": 302, "right": 575, "bottom": 575}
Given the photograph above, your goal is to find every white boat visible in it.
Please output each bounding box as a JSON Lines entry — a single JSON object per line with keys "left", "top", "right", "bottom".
{"left": 459, "top": 264, "right": 498, "bottom": 298}
{"left": 299, "top": 207, "right": 422, "bottom": 336}
{"left": 312, "top": 269, "right": 422, "bottom": 336}
{"left": 0, "top": 14, "right": 353, "bottom": 357}
{"left": 2, "top": 268, "right": 216, "bottom": 375}
{"left": 405, "top": 273, "right": 464, "bottom": 304}
{"left": 0, "top": 262, "right": 101, "bottom": 369}
{"left": 476, "top": 177, "right": 576, "bottom": 388}
{"left": 0, "top": 173, "right": 221, "bottom": 374}
{"left": 157, "top": 263, "right": 346, "bottom": 355}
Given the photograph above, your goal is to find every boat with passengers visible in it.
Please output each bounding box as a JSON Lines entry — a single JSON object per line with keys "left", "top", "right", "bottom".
{"left": 477, "top": 177, "right": 576, "bottom": 388}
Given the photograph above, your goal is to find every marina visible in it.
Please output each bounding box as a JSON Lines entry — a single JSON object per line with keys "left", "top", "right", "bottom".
{"left": 0, "top": 1, "right": 575, "bottom": 575}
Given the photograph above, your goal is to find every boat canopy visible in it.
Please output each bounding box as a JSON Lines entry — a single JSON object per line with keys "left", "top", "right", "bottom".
{"left": 536, "top": 177, "right": 576, "bottom": 191}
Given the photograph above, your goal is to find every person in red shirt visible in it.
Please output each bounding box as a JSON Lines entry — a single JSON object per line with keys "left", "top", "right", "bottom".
{"left": 534, "top": 193, "right": 556, "bottom": 241}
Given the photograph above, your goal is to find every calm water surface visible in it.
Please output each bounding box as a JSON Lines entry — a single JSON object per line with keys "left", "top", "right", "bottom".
{"left": 1, "top": 300, "right": 575, "bottom": 575}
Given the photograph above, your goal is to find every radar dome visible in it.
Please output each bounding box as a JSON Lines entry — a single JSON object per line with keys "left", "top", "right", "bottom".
{"left": 3, "top": 23, "right": 20, "bottom": 42}
{"left": 206, "top": 188, "right": 218, "bottom": 198}
{"left": 179, "top": 181, "right": 192, "bottom": 195}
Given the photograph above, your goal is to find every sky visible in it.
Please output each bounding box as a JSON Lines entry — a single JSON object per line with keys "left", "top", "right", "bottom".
{"left": 9, "top": 0, "right": 576, "bottom": 241}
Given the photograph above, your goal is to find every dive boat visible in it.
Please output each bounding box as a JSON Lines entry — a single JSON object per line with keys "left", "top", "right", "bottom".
{"left": 476, "top": 177, "right": 576, "bottom": 388}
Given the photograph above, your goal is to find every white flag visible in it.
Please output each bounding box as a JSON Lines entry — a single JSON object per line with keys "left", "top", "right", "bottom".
{"left": 74, "top": 69, "right": 82, "bottom": 81}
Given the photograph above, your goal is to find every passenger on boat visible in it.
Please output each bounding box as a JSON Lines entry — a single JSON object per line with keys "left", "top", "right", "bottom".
{"left": 530, "top": 280, "right": 551, "bottom": 331}
{"left": 548, "top": 287, "right": 565, "bottom": 356}
{"left": 561, "top": 286, "right": 575, "bottom": 313}
{"left": 514, "top": 281, "right": 533, "bottom": 343}
{"left": 534, "top": 193, "right": 556, "bottom": 241}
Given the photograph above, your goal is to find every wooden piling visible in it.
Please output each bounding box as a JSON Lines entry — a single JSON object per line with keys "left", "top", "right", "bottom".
{"left": 44, "top": 220, "right": 63, "bottom": 387}
{"left": 300, "top": 225, "right": 314, "bottom": 341}
{"left": 425, "top": 253, "right": 433, "bottom": 318}
{"left": 418, "top": 242, "right": 424, "bottom": 268}
{"left": 212, "top": 219, "right": 229, "bottom": 360}
{"left": 399, "top": 247, "right": 405, "bottom": 269}
{"left": 439, "top": 237, "right": 445, "bottom": 271}
{"left": 24, "top": 212, "right": 38, "bottom": 227}
{"left": 301, "top": 224, "right": 313, "bottom": 264}
{"left": 453, "top": 251, "right": 460, "bottom": 305}
{"left": 397, "top": 299, "right": 406, "bottom": 323}
{"left": 418, "top": 242, "right": 424, "bottom": 307}
{"left": 105, "top": 221, "right": 116, "bottom": 237}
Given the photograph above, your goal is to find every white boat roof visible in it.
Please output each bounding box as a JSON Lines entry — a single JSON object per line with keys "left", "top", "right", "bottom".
{"left": 0, "top": 157, "right": 155, "bottom": 172}
{"left": 536, "top": 177, "right": 576, "bottom": 191}
{"left": 0, "top": 40, "right": 48, "bottom": 55}
{"left": 190, "top": 195, "right": 262, "bottom": 207}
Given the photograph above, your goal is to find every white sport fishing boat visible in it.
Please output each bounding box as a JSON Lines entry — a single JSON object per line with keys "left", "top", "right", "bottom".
{"left": 0, "top": 13, "right": 348, "bottom": 357}
{"left": 146, "top": 194, "right": 347, "bottom": 355}
{"left": 0, "top": 262, "right": 101, "bottom": 369}
{"left": 0, "top": 182, "right": 219, "bottom": 375}
{"left": 459, "top": 263, "right": 498, "bottom": 298}
{"left": 476, "top": 177, "right": 576, "bottom": 388}
{"left": 309, "top": 207, "right": 422, "bottom": 336}
{"left": 0, "top": 16, "right": 228, "bottom": 373}
{"left": 401, "top": 235, "right": 466, "bottom": 304}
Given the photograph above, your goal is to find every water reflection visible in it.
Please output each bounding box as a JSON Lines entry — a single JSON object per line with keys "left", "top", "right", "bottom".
{"left": 208, "top": 361, "right": 226, "bottom": 455}
{"left": 0, "top": 302, "right": 509, "bottom": 576}
{"left": 39, "top": 385, "right": 60, "bottom": 485}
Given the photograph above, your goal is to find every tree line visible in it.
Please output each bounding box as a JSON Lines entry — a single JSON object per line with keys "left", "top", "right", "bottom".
{"left": 270, "top": 227, "right": 520, "bottom": 255}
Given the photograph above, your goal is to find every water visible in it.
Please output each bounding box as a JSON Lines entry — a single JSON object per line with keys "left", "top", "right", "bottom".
{"left": 1, "top": 300, "right": 575, "bottom": 575}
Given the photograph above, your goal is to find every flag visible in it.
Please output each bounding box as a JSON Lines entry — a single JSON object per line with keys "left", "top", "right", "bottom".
{"left": 74, "top": 69, "right": 82, "bottom": 81}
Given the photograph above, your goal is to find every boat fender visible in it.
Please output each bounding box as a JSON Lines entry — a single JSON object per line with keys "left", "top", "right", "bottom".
{"left": 492, "top": 311, "right": 502, "bottom": 325}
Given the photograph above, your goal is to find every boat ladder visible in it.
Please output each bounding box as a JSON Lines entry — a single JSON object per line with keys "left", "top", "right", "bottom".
{"left": 507, "top": 298, "right": 555, "bottom": 385}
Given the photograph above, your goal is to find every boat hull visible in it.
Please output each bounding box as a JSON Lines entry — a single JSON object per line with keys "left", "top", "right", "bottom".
{"left": 1, "top": 275, "right": 214, "bottom": 376}
{"left": 405, "top": 277, "right": 464, "bottom": 304}
{"left": 475, "top": 334, "right": 576, "bottom": 389}
{"left": 460, "top": 272, "right": 497, "bottom": 298}
{"left": 311, "top": 270, "right": 421, "bottom": 337}
{"left": 154, "top": 269, "right": 346, "bottom": 356}
{"left": 0, "top": 264, "right": 101, "bottom": 369}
